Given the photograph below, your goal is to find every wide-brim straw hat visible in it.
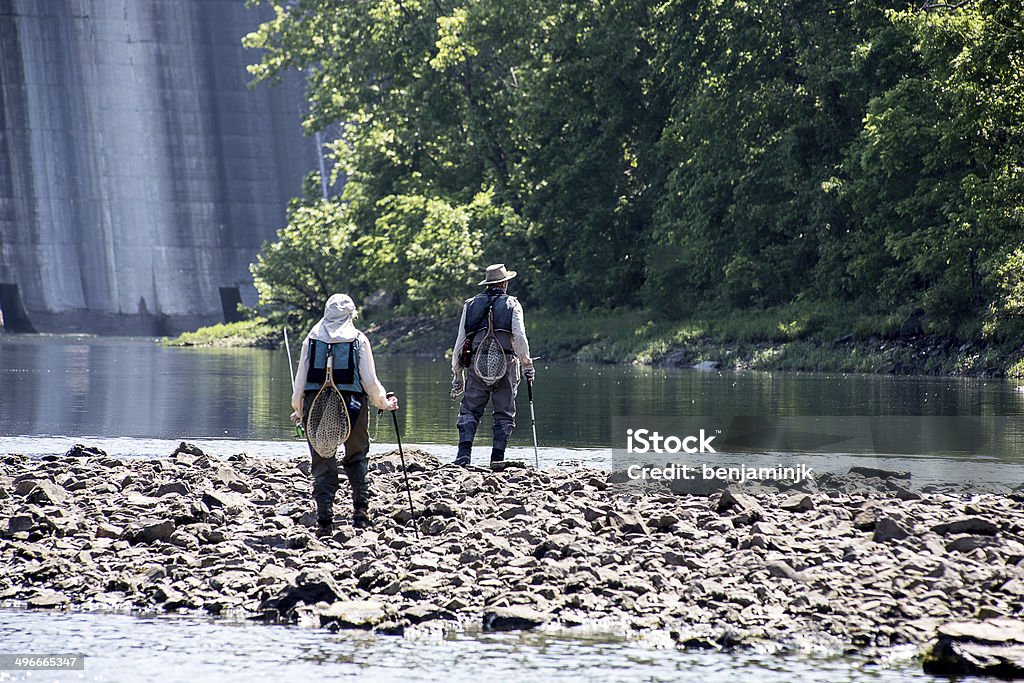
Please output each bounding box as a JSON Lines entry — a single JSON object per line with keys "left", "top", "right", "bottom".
{"left": 478, "top": 263, "right": 517, "bottom": 286}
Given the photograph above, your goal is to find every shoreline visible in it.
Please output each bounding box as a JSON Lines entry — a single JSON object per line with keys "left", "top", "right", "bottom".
{"left": 4, "top": 444, "right": 1024, "bottom": 677}
{"left": 165, "top": 314, "right": 1024, "bottom": 378}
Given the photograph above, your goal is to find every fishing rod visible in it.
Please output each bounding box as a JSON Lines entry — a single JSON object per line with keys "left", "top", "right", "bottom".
{"left": 527, "top": 358, "right": 540, "bottom": 469}
{"left": 380, "top": 392, "right": 418, "bottom": 536}
{"left": 284, "top": 327, "right": 304, "bottom": 438}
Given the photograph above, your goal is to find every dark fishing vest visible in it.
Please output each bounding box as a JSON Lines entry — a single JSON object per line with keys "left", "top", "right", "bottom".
{"left": 304, "top": 338, "right": 362, "bottom": 393}
{"left": 464, "top": 290, "right": 514, "bottom": 352}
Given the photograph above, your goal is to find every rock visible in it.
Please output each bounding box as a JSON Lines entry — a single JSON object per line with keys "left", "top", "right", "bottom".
{"left": 28, "top": 591, "right": 69, "bottom": 608}
{"left": 499, "top": 505, "right": 529, "bottom": 520}
{"left": 765, "top": 561, "right": 804, "bottom": 582}
{"left": 317, "top": 600, "right": 388, "bottom": 629}
{"left": 260, "top": 571, "right": 343, "bottom": 619}
{"left": 779, "top": 494, "right": 814, "bottom": 512}
{"left": 201, "top": 490, "right": 251, "bottom": 511}
{"left": 848, "top": 466, "right": 911, "bottom": 480}
{"left": 65, "top": 443, "right": 107, "bottom": 457}
{"left": 96, "top": 522, "right": 124, "bottom": 539}
{"left": 125, "top": 492, "right": 162, "bottom": 507}
{"left": 669, "top": 475, "right": 728, "bottom": 496}
{"left": 28, "top": 480, "right": 70, "bottom": 506}
{"left": 932, "top": 517, "right": 999, "bottom": 536}
{"left": 168, "top": 529, "right": 198, "bottom": 548}
{"left": 425, "top": 501, "right": 460, "bottom": 518}
{"left": 648, "top": 513, "right": 679, "bottom": 530}
{"left": 408, "top": 553, "right": 443, "bottom": 572}
{"left": 197, "top": 527, "right": 226, "bottom": 544}
{"left": 924, "top": 619, "right": 1024, "bottom": 677}
{"left": 154, "top": 481, "right": 191, "bottom": 497}
{"left": 692, "top": 360, "right": 721, "bottom": 371}
{"left": 154, "top": 583, "right": 192, "bottom": 610}
{"left": 482, "top": 605, "right": 549, "bottom": 631}
{"left": 946, "top": 535, "right": 1000, "bottom": 553}
{"left": 258, "top": 564, "right": 298, "bottom": 585}
{"left": 606, "top": 511, "right": 648, "bottom": 535}
{"left": 874, "top": 517, "right": 910, "bottom": 543}
{"left": 14, "top": 479, "right": 42, "bottom": 496}
{"left": 715, "top": 488, "right": 764, "bottom": 522}
{"left": 893, "top": 485, "right": 922, "bottom": 501}
{"left": 402, "top": 603, "right": 453, "bottom": 624}
{"left": 138, "top": 519, "right": 176, "bottom": 544}
{"left": 215, "top": 466, "right": 243, "bottom": 487}
{"left": 7, "top": 515, "right": 34, "bottom": 534}
{"left": 172, "top": 442, "right": 206, "bottom": 458}
{"left": 853, "top": 505, "right": 881, "bottom": 531}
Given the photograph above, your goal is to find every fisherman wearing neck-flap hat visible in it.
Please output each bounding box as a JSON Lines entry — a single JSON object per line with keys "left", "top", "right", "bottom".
{"left": 450, "top": 264, "right": 535, "bottom": 468}
{"left": 290, "top": 294, "right": 398, "bottom": 536}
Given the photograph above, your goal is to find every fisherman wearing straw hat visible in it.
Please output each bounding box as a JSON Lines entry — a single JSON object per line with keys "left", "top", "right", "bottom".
{"left": 450, "top": 264, "right": 535, "bottom": 468}
{"left": 290, "top": 294, "right": 399, "bottom": 536}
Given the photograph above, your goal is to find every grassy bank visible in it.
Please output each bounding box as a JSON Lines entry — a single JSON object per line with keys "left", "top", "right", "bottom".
{"left": 165, "top": 319, "right": 279, "bottom": 348}
{"left": 166, "top": 303, "right": 1024, "bottom": 378}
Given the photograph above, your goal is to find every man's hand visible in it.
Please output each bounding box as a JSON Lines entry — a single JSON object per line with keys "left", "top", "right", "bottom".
{"left": 289, "top": 410, "right": 301, "bottom": 425}
{"left": 523, "top": 365, "right": 536, "bottom": 382}
{"left": 451, "top": 373, "right": 465, "bottom": 400}
{"left": 385, "top": 395, "right": 400, "bottom": 412}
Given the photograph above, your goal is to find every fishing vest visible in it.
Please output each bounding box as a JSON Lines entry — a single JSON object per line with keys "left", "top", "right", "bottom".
{"left": 464, "top": 290, "right": 514, "bottom": 352}
{"left": 304, "top": 338, "right": 362, "bottom": 393}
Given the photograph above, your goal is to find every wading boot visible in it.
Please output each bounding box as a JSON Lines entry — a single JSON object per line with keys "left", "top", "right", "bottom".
{"left": 315, "top": 498, "right": 334, "bottom": 538}
{"left": 490, "top": 448, "right": 505, "bottom": 471}
{"left": 454, "top": 441, "right": 472, "bottom": 467}
{"left": 344, "top": 458, "right": 371, "bottom": 528}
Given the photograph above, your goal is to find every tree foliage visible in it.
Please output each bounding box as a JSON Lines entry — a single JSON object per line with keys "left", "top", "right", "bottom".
{"left": 245, "top": 0, "right": 1024, "bottom": 340}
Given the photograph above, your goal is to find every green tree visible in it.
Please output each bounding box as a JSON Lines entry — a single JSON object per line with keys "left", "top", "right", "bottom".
{"left": 839, "top": 0, "right": 1024, "bottom": 336}
{"left": 647, "top": 0, "right": 901, "bottom": 313}
{"left": 250, "top": 175, "right": 365, "bottom": 322}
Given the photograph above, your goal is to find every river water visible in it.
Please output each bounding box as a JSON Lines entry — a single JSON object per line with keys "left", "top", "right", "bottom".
{"left": 2, "top": 334, "right": 1023, "bottom": 480}
{"left": 2, "top": 334, "right": 1022, "bottom": 681}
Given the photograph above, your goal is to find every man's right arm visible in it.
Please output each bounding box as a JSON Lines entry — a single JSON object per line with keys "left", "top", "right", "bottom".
{"left": 291, "top": 335, "right": 310, "bottom": 414}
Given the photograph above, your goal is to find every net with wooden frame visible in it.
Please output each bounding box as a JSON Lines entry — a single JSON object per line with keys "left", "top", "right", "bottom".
{"left": 472, "top": 308, "right": 507, "bottom": 385}
{"left": 305, "top": 346, "right": 351, "bottom": 458}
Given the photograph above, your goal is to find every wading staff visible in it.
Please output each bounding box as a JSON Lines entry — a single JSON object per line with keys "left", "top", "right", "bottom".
{"left": 382, "top": 392, "right": 418, "bottom": 536}
{"left": 284, "top": 328, "right": 304, "bottom": 438}
{"left": 527, "top": 378, "right": 540, "bottom": 469}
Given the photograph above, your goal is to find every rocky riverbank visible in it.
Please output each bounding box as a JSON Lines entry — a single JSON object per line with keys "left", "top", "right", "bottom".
{"left": 167, "top": 312, "right": 1024, "bottom": 378}
{"left": 3, "top": 445, "right": 1024, "bottom": 674}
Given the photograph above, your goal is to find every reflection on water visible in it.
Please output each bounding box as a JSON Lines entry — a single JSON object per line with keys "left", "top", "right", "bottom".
{"left": 2, "top": 334, "right": 1024, "bottom": 476}
{"left": 2, "top": 335, "right": 1023, "bottom": 445}
{"left": 0, "top": 609, "right": 933, "bottom": 683}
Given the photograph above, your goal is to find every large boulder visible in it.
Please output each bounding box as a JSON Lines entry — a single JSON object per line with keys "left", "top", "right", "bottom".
{"left": 259, "top": 571, "right": 344, "bottom": 621}
{"left": 923, "top": 619, "right": 1024, "bottom": 678}
{"left": 482, "top": 605, "right": 549, "bottom": 631}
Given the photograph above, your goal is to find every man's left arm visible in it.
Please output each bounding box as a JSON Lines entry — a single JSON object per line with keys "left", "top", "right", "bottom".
{"left": 358, "top": 333, "right": 395, "bottom": 410}
{"left": 510, "top": 298, "right": 534, "bottom": 376}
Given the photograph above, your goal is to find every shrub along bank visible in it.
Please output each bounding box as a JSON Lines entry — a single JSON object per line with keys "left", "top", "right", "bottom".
{"left": 167, "top": 303, "right": 1024, "bottom": 378}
